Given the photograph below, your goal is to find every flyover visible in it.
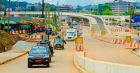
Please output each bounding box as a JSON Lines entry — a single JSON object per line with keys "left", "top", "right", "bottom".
{"left": 0, "top": 12, "right": 113, "bottom": 34}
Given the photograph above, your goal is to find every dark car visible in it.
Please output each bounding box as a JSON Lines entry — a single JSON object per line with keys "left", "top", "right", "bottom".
{"left": 36, "top": 45, "right": 52, "bottom": 63}
{"left": 37, "top": 40, "right": 54, "bottom": 56}
{"left": 53, "top": 36, "right": 66, "bottom": 50}
{"left": 28, "top": 46, "right": 50, "bottom": 68}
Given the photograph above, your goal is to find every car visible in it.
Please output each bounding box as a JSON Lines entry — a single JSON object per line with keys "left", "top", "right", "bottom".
{"left": 53, "top": 36, "right": 66, "bottom": 50}
{"left": 36, "top": 45, "right": 52, "bottom": 63}
{"left": 37, "top": 40, "right": 54, "bottom": 56}
{"left": 28, "top": 46, "right": 50, "bottom": 68}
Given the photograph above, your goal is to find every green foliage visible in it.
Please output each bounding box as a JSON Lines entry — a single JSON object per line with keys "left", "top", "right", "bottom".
{"left": 98, "top": 4, "right": 112, "bottom": 11}
{"left": 39, "top": 7, "right": 42, "bottom": 11}
{"left": 101, "top": 9, "right": 114, "bottom": 15}
{"left": 90, "top": 7, "right": 93, "bottom": 11}
{"left": 125, "top": 9, "right": 134, "bottom": 15}
{"left": 119, "top": 14, "right": 124, "bottom": 16}
{"left": 80, "top": 10, "right": 88, "bottom": 13}
{"left": 31, "top": 6, "right": 36, "bottom": 11}
{"left": 0, "top": 33, "right": 2, "bottom": 35}
{"left": 90, "top": 11, "right": 100, "bottom": 15}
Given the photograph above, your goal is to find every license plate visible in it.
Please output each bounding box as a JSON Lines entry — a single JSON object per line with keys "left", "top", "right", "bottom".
{"left": 35, "top": 60, "right": 42, "bottom": 62}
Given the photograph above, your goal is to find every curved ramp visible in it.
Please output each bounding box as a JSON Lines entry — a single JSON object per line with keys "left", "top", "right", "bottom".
{"left": 86, "top": 15, "right": 108, "bottom": 34}
{"left": 92, "top": 24, "right": 100, "bottom": 34}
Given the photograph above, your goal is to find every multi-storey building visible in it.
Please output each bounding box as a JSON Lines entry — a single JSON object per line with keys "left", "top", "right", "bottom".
{"left": 106, "top": 0, "right": 130, "bottom": 15}
{"left": 57, "top": 6, "right": 70, "bottom": 12}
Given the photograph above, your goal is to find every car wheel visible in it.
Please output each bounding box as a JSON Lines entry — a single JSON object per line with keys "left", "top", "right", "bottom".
{"left": 62, "top": 46, "right": 64, "bottom": 50}
{"left": 46, "top": 62, "right": 50, "bottom": 67}
{"left": 28, "top": 63, "right": 32, "bottom": 68}
{"left": 49, "top": 57, "right": 51, "bottom": 63}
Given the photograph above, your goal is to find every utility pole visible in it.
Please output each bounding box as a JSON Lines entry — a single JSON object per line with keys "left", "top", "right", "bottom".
{"left": 48, "top": 5, "right": 50, "bottom": 28}
{"left": 8, "top": 0, "right": 10, "bottom": 33}
{"left": 4, "top": 0, "right": 6, "bottom": 31}
{"left": 42, "top": 0, "right": 44, "bottom": 18}
{"left": 0, "top": 0, "right": 1, "bottom": 30}
{"left": 45, "top": 7, "right": 48, "bottom": 29}
{"left": 58, "top": 9, "right": 60, "bottom": 29}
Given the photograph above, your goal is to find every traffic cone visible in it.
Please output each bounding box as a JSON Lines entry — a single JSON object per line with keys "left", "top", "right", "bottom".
{"left": 79, "top": 45, "right": 81, "bottom": 51}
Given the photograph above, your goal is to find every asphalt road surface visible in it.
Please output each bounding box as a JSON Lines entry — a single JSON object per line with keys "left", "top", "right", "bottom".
{"left": 0, "top": 40, "right": 79, "bottom": 73}
{"left": 83, "top": 27, "right": 140, "bottom": 66}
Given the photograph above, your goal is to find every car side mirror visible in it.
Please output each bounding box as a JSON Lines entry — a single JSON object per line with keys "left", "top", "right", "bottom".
{"left": 27, "top": 52, "right": 29, "bottom": 54}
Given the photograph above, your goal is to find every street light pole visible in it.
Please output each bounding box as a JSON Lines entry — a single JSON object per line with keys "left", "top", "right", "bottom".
{"left": 42, "top": 0, "right": 44, "bottom": 18}
{"left": 4, "top": 0, "right": 6, "bottom": 31}
{"left": 8, "top": 0, "right": 10, "bottom": 33}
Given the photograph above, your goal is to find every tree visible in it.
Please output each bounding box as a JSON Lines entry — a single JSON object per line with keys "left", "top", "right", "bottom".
{"left": 101, "top": 9, "right": 114, "bottom": 15}
{"left": 80, "top": 10, "right": 88, "bottom": 13}
{"left": 90, "top": 11, "right": 100, "bottom": 15}
{"left": 39, "top": 7, "right": 42, "bottom": 11}
{"left": 90, "top": 7, "right": 93, "bottom": 11}
{"left": 31, "top": 6, "right": 36, "bottom": 11}
{"left": 119, "top": 13, "right": 124, "bottom": 16}
{"left": 98, "top": 4, "right": 112, "bottom": 11}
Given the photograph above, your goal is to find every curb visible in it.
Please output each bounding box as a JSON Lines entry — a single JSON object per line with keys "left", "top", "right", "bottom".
{"left": 131, "top": 50, "right": 140, "bottom": 57}
{"left": 0, "top": 52, "right": 27, "bottom": 65}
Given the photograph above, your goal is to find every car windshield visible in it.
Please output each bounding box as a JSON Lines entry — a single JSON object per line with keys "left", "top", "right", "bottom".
{"left": 30, "top": 48, "right": 47, "bottom": 54}
{"left": 66, "top": 32, "right": 74, "bottom": 36}
{"left": 55, "top": 39, "right": 63, "bottom": 43}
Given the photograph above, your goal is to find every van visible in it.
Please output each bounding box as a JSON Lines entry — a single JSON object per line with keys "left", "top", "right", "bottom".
{"left": 66, "top": 29, "right": 77, "bottom": 41}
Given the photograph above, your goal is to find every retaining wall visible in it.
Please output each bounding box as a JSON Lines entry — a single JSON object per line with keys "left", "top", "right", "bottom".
{"left": 74, "top": 51, "right": 140, "bottom": 73}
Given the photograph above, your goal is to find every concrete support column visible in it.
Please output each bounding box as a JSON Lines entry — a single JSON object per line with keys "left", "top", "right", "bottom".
{"left": 65, "top": 19, "right": 67, "bottom": 23}
{"left": 111, "top": 19, "right": 112, "bottom": 25}
{"left": 108, "top": 19, "right": 110, "bottom": 25}
{"left": 82, "top": 18, "right": 84, "bottom": 26}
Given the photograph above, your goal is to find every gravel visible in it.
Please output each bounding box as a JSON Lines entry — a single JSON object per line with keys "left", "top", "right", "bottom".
{"left": 13, "top": 41, "right": 36, "bottom": 48}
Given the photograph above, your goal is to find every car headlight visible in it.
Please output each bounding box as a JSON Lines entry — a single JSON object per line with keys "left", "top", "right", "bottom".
{"left": 28, "top": 56, "right": 33, "bottom": 58}
{"left": 44, "top": 55, "right": 49, "bottom": 58}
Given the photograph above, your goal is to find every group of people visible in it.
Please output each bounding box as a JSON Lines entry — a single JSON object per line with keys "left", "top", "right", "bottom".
{"left": 26, "top": 27, "right": 58, "bottom": 36}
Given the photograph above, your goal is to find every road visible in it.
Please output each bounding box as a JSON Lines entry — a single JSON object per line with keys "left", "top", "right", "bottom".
{"left": 0, "top": 40, "right": 79, "bottom": 73}
{"left": 82, "top": 27, "right": 140, "bottom": 66}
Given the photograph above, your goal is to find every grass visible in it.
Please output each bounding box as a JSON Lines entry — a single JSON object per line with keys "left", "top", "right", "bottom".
{"left": 136, "top": 29, "right": 140, "bottom": 30}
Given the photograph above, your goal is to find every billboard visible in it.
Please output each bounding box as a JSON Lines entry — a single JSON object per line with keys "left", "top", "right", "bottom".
{"left": 6, "top": 8, "right": 12, "bottom": 12}
{"left": 134, "top": 8, "right": 140, "bottom": 22}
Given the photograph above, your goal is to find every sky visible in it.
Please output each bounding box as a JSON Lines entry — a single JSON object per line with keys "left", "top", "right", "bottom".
{"left": 10, "top": 0, "right": 139, "bottom": 6}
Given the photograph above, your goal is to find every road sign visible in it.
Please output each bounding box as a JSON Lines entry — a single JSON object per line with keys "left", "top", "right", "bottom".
{"left": 101, "top": 31, "right": 106, "bottom": 35}
{"left": 126, "top": 36, "right": 131, "bottom": 42}
{"left": 75, "top": 37, "right": 83, "bottom": 44}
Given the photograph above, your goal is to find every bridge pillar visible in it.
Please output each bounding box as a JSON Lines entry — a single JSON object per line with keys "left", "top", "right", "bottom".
{"left": 108, "top": 19, "right": 110, "bottom": 25}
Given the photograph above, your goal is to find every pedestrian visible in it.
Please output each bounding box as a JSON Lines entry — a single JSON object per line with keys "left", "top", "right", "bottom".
{"left": 138, "top": 32, "right": 139, "bottom": 37}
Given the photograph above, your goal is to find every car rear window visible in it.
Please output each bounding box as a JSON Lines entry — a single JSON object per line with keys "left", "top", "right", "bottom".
{"left": 30, "top": 48, "right": 47, "bottom": 54}
{"left": 55, "top": 39, "right": 63, "bottom": 43}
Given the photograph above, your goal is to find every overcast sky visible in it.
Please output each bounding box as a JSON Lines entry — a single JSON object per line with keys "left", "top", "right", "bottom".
{"left": 10, "top": 0, "right": 139, "bottom": 6}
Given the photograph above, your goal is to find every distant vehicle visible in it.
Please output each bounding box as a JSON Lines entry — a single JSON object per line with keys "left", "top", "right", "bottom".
{"left": 69, "top": 24, "right": 73, "bottom": 28}
{"left": 77, "top": 29, "right": 82, "bottom": 36}
{"left": 37, "top": 40, "right": 54, "bottom": 56}
{"left": 73, "top": 25, "right": 78, "bottom": 29}
{"left": 66, "top": 29, "right": 77, "bottom": 41}
{"left": 53, "top": 36, "right": 66, "bottom": 50}
{"left": 28, "top": 46, "right": 50, "bottom": 68}
{"left": 79, "top": 27, "right": 83, "bottom": 30}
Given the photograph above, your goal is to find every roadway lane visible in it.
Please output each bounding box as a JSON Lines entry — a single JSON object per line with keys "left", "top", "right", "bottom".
{"left": 0, "top": 40, "right": 79, "bottom": 73}
{"left": 82, "top": 27, "right": 140, "bottom": 66}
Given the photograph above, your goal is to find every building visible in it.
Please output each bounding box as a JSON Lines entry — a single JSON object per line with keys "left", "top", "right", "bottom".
{"left": 131, "top": 2, "right": 140, "bottom": 7}
{"left": 26, "top": 3, "right": 41, "bottom": 10}
{"left": 106, "top": 0, "right": 130, "bottom": 15}
{"left": 57, "top": 6, "right": 70, "bottom": 12}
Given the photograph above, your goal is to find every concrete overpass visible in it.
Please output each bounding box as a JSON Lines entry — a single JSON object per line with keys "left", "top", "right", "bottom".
{"left": 0, "top": 11, "right": 129, "bottom": 34}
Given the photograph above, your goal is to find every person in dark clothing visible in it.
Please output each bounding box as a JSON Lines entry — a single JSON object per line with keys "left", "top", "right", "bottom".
{"left": 138, "top": 32, "right": 139, "bottom": 37}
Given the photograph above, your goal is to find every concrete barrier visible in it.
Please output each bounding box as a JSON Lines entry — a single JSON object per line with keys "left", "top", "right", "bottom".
{"left": 74, "top": 51, "right": 140, "bottom": 73}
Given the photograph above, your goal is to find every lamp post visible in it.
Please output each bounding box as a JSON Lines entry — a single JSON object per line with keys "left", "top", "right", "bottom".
{"left": 4, "top": 0, "right": 6, "bottom": 31}
{"left": 42, "top": 0, "right": 44, "bottom": 18}
{"left": 8, "top": 0, "right": 10, "bottom": 33}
